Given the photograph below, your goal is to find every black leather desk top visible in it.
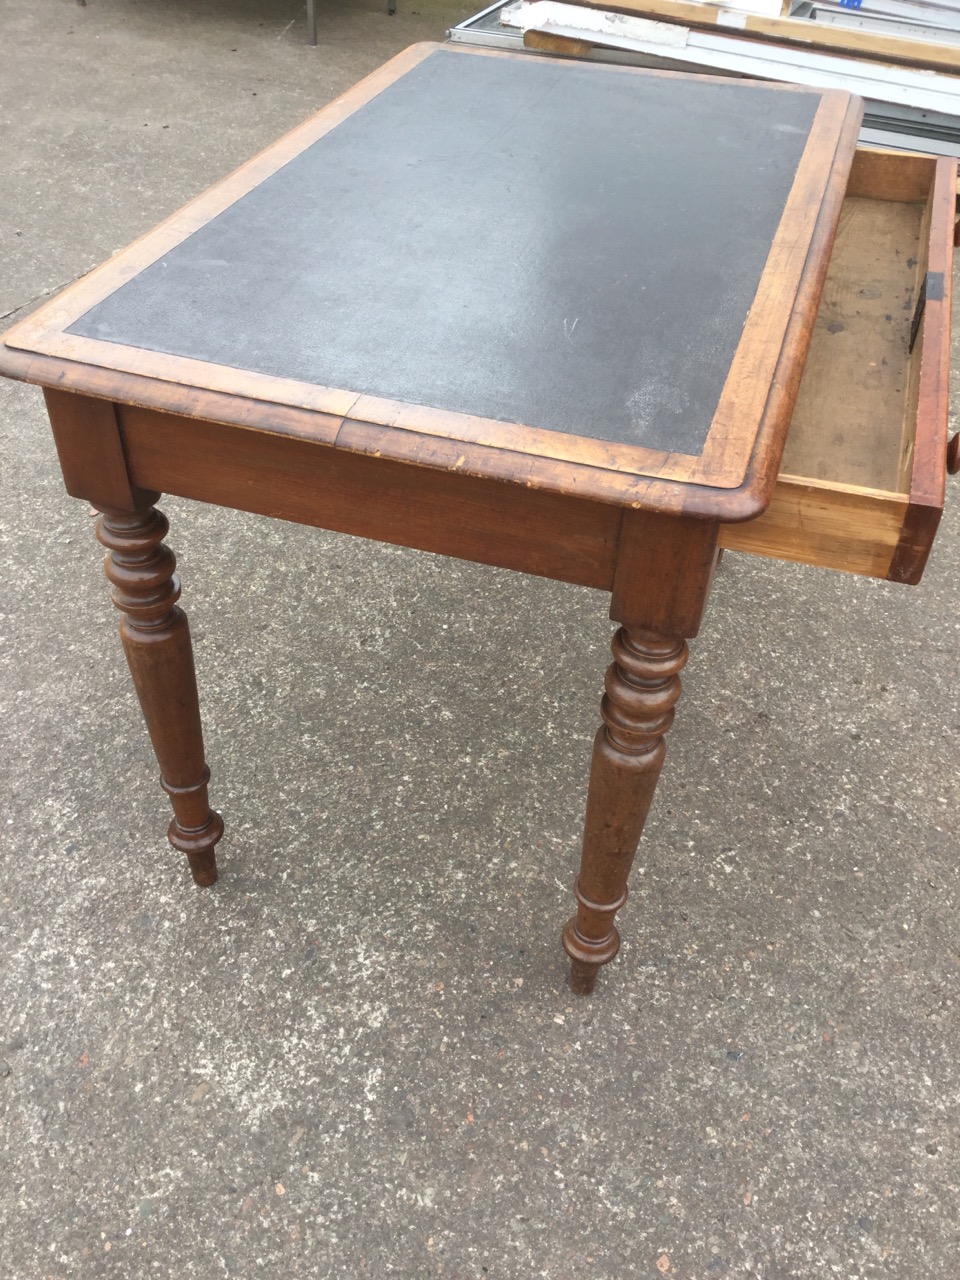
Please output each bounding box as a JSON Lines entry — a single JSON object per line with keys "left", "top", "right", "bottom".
{"left": 68, "top": 49, "right": 819, "bottom": 457}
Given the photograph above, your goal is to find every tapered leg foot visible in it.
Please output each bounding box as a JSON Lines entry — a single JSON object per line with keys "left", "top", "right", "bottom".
{"left": 96, "top": 504, "right": 223, "bottom": 884}
{"left": 563, "top": 626, "right": 688, "bottom": 994}
{"left": 567, "top": 958, "right": 599, "bottom": 997}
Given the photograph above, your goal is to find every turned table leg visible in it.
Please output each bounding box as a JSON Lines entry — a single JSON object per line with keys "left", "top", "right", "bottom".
{"left": 563, "top": 626, "right": 688, "bottom": 995}
{"left": 96, "top": 504, "right": 223, "bottom": 885}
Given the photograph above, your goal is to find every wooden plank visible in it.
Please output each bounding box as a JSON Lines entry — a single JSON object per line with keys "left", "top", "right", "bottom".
{"left": 847, "top": 147, "right": 937, "bottom": 202}
{"left": 719, "top": 476, "right": 906, "bottom": 578}
{"left": 524, "top": 28, "right": 597, "bottom": 53}
{"left": 570, "top": 0, "right": 960, "bottom": 71}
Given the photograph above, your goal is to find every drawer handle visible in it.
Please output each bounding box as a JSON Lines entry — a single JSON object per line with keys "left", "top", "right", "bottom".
{"left": 948, "top": 433, "right": 960, "bottom": 477}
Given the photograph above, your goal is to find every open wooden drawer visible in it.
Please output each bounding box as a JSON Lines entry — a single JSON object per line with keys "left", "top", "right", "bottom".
{"left": 721, "top": 148, "right": 956, "bottom": 585}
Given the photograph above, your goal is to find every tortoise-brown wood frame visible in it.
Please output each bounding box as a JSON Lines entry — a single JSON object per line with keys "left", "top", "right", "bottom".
{"left": 1, "top": 43, "right": 862, "bottom": 522}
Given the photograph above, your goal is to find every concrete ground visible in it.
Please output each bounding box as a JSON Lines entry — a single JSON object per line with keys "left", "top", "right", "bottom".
{"left": 1, "top": 2, "right": 959, "bottom": 1276}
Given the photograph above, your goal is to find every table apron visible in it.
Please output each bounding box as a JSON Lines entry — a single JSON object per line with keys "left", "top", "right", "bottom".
{"left": 115, "top": 404, "right": 622, "bottom": 591}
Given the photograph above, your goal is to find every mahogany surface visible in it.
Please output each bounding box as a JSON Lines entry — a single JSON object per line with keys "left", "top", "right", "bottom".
{"left": 0, "top": 44, "right": 865, "bottom": 992}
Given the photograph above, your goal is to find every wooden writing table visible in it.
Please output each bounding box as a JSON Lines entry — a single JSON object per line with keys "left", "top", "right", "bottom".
{"left": 1, "top": 45, "right": 953, "bottom": 994}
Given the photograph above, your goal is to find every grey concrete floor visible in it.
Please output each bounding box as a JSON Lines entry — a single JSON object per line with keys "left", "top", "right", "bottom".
{"left": 2, "top": 3, "right": 959, "bottom": 1277}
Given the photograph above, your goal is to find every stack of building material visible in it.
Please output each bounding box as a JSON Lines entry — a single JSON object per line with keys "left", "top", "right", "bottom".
{"left": 494, "top": 0, "right": 960, "bottom": 152}
{"left": 796, "top": 0, "right": 960, "bottom": 45}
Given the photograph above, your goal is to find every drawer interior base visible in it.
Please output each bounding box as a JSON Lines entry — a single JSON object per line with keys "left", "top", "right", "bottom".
{"left": 782, "top": 194, "right": 923, "bottom": 495}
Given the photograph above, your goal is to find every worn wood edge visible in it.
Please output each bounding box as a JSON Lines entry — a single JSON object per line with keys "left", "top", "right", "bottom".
{"left": 332, "top": 417, "right": 661, "bottom": 502}
{"left": 5, "top": 331, "right": 366, "bottom": 428}
{"left": 569, "top": 0, "right": 960, "bottom": 72}
{"left": 890, "top": 155, "right": 955, "bottom": 584}
{"left": 0, "top": 347, "right": 347, "bottom": 444}
{"left": 0, "top": 348, "right": 662, "bottom": 507}
{"left": 0, "top": 345, "right": 855, "bottom": 524}
{"left": 701, "top": 89, "right": 863, "bottom": 492}
{"left": 5, "top": 326, "right": 737, "bottom": 488}
{"left": 7, "top": 307, "right": 826, "bottom": 494}
{"left": 341, "top": 393, "right": 687, "bottom": 480}
{"left": 1, "top": 43, "right": 441, "bottom": 351}
{"left": 711, "top": 94, "right": 864, "bottom": 525}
